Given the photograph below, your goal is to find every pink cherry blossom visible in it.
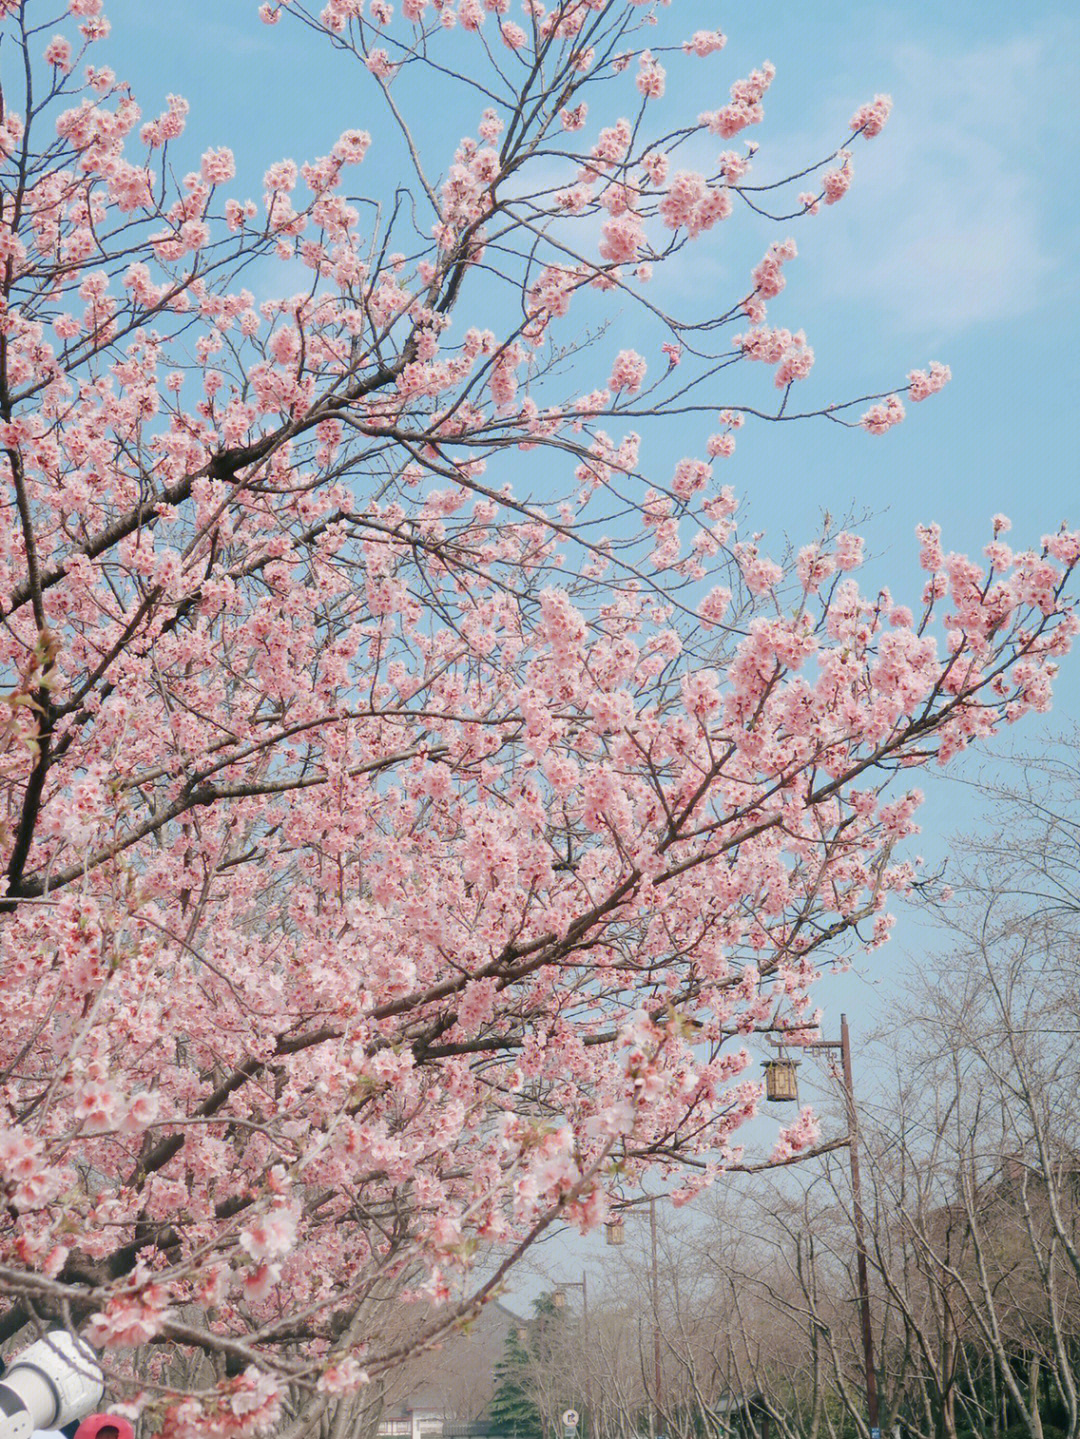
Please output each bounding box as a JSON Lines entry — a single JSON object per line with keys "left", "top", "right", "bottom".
{"left": 44, "top": 34, "right": 73, "bottom": 69}
{"left": 0, "top": 5, "right": 1073, "bottom": 1432}
{"left": 201, "top": 146, "right": 236, "bottom": 184}
{"left": 771, "top": 1105, "right": 820, "bottom": 1162}
{"left": 907, "top": 360, "right": 951, "bottom": 401}
{"left": 822, "top": 157, "right": 852, "bottom": 204}
{"left": 366, "top": 47, "right": 397, "bottom": 78}
{"left": 860, "top": 394, "right": 906, "bottom": 434}
{"left": 85, "top": 1279, "right": 172, "bottom": 1349}
{"left": 636, "top": 51, "right": 665, "bottom": 99}
{"left": 682, "top": 30, "right": 725, "bottom": 57}
{"left": 240, "top": 1202, "right": 301, "bottom": 1262}
{"left": 850, "top": 92, "right": 893, "bottom": 137}
{"left": 609, "top": 348, "right": 647, "bottom": 393}
{"left": 600, "top": 211, "right": 644, "bottom": 264}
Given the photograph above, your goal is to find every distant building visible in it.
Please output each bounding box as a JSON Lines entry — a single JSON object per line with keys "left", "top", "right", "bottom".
{"left": 375, "top": 1301, "right": 522, "bottom": 1439}
{"left": 378, "top": 1409, "right": 447, "bottom": 1439}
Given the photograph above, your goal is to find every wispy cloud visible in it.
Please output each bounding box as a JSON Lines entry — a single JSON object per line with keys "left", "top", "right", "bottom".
{"left": 807, "top": 24, "right": 1078, "bottom": 339}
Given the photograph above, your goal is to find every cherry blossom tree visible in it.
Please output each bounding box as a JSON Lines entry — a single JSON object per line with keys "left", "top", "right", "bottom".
{"left": 0, "top": 0, "right": 1077, "bottom": 1434}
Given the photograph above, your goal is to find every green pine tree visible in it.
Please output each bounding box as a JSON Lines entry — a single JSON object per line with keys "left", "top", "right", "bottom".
{"left": 489, "top": 1318, "right": 544, "bottom": 1439}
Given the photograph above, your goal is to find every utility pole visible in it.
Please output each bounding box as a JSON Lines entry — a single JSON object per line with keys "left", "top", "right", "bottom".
{"left": 649, "top": 1196, "right": 661, "bottom": 1433}
{"left": 606, "top": 1201, "right": 663, "bottom": 1439}
{"left": 767, "top": 1014, "right": 879, "bottom": 1436}
{"left": 582, "top": 1272, "right": 592, "bottom": 1439}
{"left": 552, "top": 1275, "right": 592, "bottom": 1439}
{"left": 839, "top": 1014, "right": 880, "bottom": 1437}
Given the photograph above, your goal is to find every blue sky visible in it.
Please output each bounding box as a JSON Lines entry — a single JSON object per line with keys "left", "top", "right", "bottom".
{"left": 86, "top": 0, "right": 1080, "bottom": 1284}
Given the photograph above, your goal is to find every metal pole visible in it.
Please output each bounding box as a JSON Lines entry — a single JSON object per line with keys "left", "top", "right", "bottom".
{"left": 649, "top": 1197, "right": 661, "bottom": 1432}
{"left": 841, "top": 1014, "right": 879, "bottom": 1435}
{"left": 582, "top": 1271, "right": 592, "bottom": 1439}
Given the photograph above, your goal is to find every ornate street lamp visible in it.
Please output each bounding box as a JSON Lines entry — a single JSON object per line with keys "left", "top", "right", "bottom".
{"left": 603, "top": 1200, "right": 661, "bottom": 1436}
{"left": 762, "top": 1056, "right": 800, "bottom": 1103}
{"left": 548, "top": 1277, "right": 590, "bottom": 1439}
{"left": 766, "top": 1016, "right": 880, "bottom": 1437}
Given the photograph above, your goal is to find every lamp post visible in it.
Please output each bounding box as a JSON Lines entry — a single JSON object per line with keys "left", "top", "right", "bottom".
{"left": 765, "top": 1015, "right": 880, "bottom": 1438}
{"left": 605, "top": 1197, "right": 662, "bottom": 1439}
{"left": 551, "top": 1275, "right": 591, "bottom": 1439}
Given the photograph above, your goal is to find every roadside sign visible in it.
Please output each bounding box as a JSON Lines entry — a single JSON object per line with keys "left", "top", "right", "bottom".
{"left": 561, "top": 1411, "right": 579, "bottom": 1431}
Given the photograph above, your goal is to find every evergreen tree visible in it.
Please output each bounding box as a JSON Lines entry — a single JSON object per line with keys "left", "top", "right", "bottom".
{"left": 489, "top": 1323, "right": 544, "bottom": 1439}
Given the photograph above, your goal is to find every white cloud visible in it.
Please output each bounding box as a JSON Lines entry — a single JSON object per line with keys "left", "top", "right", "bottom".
{"left": 808, "top": 25, "right": 1077, "bottom": 338}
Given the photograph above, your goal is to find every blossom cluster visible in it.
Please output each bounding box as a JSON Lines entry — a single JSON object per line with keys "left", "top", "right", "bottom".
{"left": 0, "top": 1, "right": 1072, "bottom": 1433}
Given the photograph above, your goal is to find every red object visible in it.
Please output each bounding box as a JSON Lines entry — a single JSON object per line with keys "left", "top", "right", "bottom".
{"left": 74, "top": 1415, "right": 135, "bottom": 1439}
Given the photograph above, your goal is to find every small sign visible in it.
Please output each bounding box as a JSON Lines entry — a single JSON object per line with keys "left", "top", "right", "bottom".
{"left": 561, "top": 1411, "right": 579, "bottom": 1431}
{"left": 870, "top": 1428, "right": 881, "bottom": 1439}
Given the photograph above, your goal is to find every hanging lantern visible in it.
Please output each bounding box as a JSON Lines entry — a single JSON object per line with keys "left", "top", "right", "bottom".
{"left": 552, "top": 1288, "right": 567, "bottom": 1309}
{"left": 762, "top": 1057, "right": 800, "bottom": 1104}
{"left": 604, "top": 1219, "right": 626, "bottom": 1246}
